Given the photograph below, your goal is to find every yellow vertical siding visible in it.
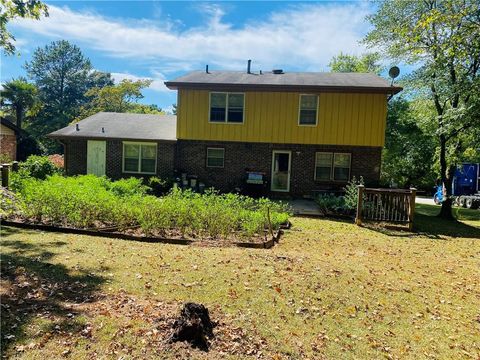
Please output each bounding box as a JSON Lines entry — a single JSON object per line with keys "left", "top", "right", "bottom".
{"left": 177, "top": 90, "right": 388, "bottom": 147}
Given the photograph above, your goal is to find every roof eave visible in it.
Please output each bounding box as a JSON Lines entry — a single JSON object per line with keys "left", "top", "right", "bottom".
{"left": 47, "top": 133, "right": 177, "bottom": 142}
{"left": 164, "top": 81, "right": 403, "bottom": 94}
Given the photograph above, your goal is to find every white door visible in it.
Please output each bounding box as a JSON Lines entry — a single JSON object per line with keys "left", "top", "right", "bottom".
{"left": 87, "top": 140, "right": 106, "bottom": 176}
{"left": 271, "top": 150, "right": 291, "bottom": 192}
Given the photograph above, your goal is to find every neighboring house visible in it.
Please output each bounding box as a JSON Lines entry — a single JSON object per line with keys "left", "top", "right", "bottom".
{"left": 49, "top": 68, "right": 402, "bottom": 196}
{"left": 0, "top": 118, "right": 20, "bottom": 161}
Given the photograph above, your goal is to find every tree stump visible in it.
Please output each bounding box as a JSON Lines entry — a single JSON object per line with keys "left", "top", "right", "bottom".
{"left": 169, "top": 302, "right": 215, "bottom": 351}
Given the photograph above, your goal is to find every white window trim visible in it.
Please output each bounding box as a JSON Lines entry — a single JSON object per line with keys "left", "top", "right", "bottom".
{"left": 298, "top": 94, "right": 319, "bottom": 126}
{"left": 314, "top": 152, "right": 351, "bottom": 181}
{"left": 122, "top": 141, "right": 158, "bottom": 175}
{"left": 209, "top": 92, "right": 245, "bottom": 124}
{"left": 206, "top": 147, "right": 225, "bottom": 168}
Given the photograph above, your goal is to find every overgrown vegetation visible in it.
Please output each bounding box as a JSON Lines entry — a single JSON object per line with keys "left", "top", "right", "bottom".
{"left": 315, "top": 177, "right": 363, "bottom": 216}
{"left": 4, "top": 174, "right": 290, "bottom": 240}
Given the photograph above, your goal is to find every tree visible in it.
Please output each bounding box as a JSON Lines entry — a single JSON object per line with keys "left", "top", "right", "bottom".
{"left": 24, "top": 40, "right": 112, "bottom": 152}
{"left": 365, "top": 0, "right": 480, "bottom": 219}
{"left": 382, "top": 98, "right": 436, "bottom": 188}
{"left": 0, "top": 77, "right": 39, "bottom": 129}
{"left": 74, "top": 79, "right": 163, "bottom": 120}
{"left": 0, "top": 0, "right": 48, "bottom": 55}
{"left": 329, "top": 52, "right": 383, "bottom": 74}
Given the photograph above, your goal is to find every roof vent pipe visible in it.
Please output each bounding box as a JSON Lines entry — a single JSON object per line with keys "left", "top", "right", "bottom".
{"left": 247, "top": 59, "right": 252, "bottom": 74}
{"left": 205, "top": 64, "right": 209, "bottom": 74}
{"left": 76, "top": 123, "right": 79, "bottom": 131}
{"left": 102, "top": 127, "right": 105, "bottom": 133}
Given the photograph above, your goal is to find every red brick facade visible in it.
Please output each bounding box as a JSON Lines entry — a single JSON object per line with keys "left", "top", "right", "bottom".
{"left": 62, "top": 138, "right": 381, "bottom": 196}
{"left": 176, "top": 140, "right": 381, "bottom": 196}
{"left": 63, "top": 139, "right": 175, "bottom": 180}
{"left": 0, "top": 134, "right": 17, "bottom": 161}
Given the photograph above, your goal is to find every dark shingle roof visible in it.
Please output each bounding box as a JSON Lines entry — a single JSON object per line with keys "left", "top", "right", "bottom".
{"left": 48, "top": 112, "right": 177, "bottom": 141}
{"left": 165, "top": 71, "right": 402, "bottom": 94}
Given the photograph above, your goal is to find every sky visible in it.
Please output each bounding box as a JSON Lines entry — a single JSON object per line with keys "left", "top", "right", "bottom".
{"left": 0, "top": 0, "right": 396, "bottom": 113}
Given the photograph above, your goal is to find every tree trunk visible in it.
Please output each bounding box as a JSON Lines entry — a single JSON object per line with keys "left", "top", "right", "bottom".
{"left": 438, "top": 135, "right": 455, "bottom": 220}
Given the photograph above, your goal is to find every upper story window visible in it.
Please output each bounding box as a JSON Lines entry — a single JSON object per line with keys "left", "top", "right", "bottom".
{"left": 123, "top": 142, "right": 157, "bottom": 174}
{"left": 210, "top": 92, "right": 244, "bottom": 123}
{"left": 299, "top": 94, "right": 318, "bottom": 125}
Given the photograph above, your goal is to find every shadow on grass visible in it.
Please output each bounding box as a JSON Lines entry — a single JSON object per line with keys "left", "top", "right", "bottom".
{"left": 0, "top": 236, "right": 106, "bottom": 355}
{"left": 362, "top": 213, "right": 480, "bottom": 239}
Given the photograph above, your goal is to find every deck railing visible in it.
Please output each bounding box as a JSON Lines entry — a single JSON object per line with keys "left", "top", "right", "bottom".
{"left": 355, "top": 185, "right": 417, "bottom": 230}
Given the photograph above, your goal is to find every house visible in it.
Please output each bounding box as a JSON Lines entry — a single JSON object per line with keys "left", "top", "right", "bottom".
{"left": 48, "top": 67, "right": 402, "bottom": 196}
{"left": 0, "top": 118, "right": 20, "bottom": 161}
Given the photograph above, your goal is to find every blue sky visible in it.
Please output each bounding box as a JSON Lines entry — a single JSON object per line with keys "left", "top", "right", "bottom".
{"left": 1, "top": 1, "right": 396, "bottom": 113}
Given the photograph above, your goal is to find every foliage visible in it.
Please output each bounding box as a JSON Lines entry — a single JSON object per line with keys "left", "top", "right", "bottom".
{"left": 18, "top": 155, "right": 62, "bottom": 180}
{"left": 382, "top": 98, "right": 436, "bottom": 189}
{"left": 147, "top": 176, "right": 173, "bottom": 196}
{"left": 0, "top": 0, "right": 48, "bottom": 55}
{"left": 343, "top": 176, "right": 364, "bottom": 211}
{"left": 74, "top": 79, "right": 162, "bottom": 121}
{"left": 329, "top": 52, "right": 383, "bottom": 74}
{"left": 0, "top": 77, "right": 39, "bottom": 129}
{"left": 10, "top": 175, "right": 290, "bottom": 239}
{"left": 23, "top": 40, "right": 113, "bottom": 152}
{"left": 315, "top": 194, "right": 345, "bottom": 215}
{"left": 364, "top": 0, "right": 480, "bottom": 218}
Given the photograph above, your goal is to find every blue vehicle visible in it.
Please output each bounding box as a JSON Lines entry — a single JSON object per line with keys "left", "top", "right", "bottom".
{"left": 434, "top": 163, "right": 480, "bottom": 209}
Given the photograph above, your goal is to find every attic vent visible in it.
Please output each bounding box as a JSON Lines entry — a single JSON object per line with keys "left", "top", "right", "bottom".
{"left": 272, "top": 69, "right": 284, "bottom": 74}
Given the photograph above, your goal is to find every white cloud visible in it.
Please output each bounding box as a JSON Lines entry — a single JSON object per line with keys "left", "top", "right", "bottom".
{"left": 11, "top": 3, "right": 372, "bottom": 73}
{"left": 110, "top": 71, "right": 169, "bottom": 92}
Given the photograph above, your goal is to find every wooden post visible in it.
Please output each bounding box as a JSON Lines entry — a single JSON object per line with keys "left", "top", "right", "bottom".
{"left": 267, "top": 206, "right": 274, "bottom": 238}
{"left": 408, "top": 188, "right": 417, "bottom": 231}
{"left": 355, "top": 185, "right": 365, "bottom": 226}
{"left": 1, "top": 163, "right": 10, "bottom": 189}
{"left": 11, "top": 161, "right": 19, "bottom": 172}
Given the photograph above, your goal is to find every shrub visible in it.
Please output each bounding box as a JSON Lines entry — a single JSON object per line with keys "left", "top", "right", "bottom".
{"left": 147, "top": 176, "right": 173, "bottom": 196}
{"left": 343, "top": 176, "right": 364, "bottom": 211}
{"left": 315, "top": 194, "right": 345, "bottom": 215}
{"left": 19, "top": 155, "right": 62, "bottom": 180}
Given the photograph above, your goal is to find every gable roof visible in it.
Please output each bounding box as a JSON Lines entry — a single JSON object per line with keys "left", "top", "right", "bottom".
{"left": 48, "top": 112, "right": 177, "bottom": 141}
{"left": 165, "top": 71, "right": 402, "bottom": 94}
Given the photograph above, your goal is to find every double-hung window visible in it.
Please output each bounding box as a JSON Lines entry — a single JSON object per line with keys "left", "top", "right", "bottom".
{"left": 299, "top": 94, "right": 318, "bottom": 125}
{"left": 210, "top": 92, "right": 244, "bottom": 123}
{"left": 206, "top": 147, "right": 225, "bottom": 168}
{"left": 123, "top": 142, "right": 157, "bottom": 174}
{"left": 314, "top": 152, "right": 351, "bottom": 181}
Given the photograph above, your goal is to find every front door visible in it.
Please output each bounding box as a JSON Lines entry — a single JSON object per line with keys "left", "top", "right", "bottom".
{"left": 87, "top": 140, "right": 106, "bottom": 176}
{"left": 271, "top": 150, "right": 291, "bottom": 192}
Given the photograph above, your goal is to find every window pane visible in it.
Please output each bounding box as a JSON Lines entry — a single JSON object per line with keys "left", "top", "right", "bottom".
{"left": 227, "top": 108, "right": 243, "bottom": 123}
{"left": 300, "top": 95, "right": 318, "bottom": 110}
{"left": 228, "top": 94, "right": 244, "bottom": 108}
{"left": 124, "top": 144, "right": 139, "bottom": 158}
{"left": 334, "top": 167, "right": 349, "bottom": 181}
{"left": 141, "top": 159, "right": 156, "bottom": 173}
{"left": 334, "top": 153, "right": 350, "bottom": 167}
{"left": 141, "top": 145, "right": 156, "bottom": 159}
{"left": 207, "top": 157, "right": 224, "bottom": 167}
{"left": 315, "top": 167, "right": 331, "bottom": 180}
{"left": 207, "top": 148, "right": 224, "bottom": 158}
{"left": 299, "top": 110, "right": 317, "bottom": 125}
{"left": 316, "top": 153, "right": 333, "bottom": 167}
{"left": 210, "top": 93, "right": 227, "bottom": 122}
{"left": 124, "top": 158, "right": 139, "bottom": 172}
{"left": 207, "top": 148, "right": 224, "bottom": 167}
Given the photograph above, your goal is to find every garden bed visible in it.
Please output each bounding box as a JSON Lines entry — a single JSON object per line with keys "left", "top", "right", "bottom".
{"left": 1, "top": 219, "right": 282, "bottom": 248}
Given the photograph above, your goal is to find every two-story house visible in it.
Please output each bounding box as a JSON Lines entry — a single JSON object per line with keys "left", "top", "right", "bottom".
{"left": 49, "top": 68, "right": 402, "bottom": 196}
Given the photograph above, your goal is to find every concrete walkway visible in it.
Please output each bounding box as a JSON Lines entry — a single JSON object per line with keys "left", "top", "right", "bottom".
{"left": 288, "top": 199, "right": 322, "bottom": 216}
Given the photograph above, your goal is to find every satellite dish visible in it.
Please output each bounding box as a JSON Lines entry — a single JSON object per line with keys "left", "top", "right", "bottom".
{"left": 389, "top": 66, "right": 400, "bottom": 80}
{"left": 388, "top": 66, "right": 400, "bottom": 86}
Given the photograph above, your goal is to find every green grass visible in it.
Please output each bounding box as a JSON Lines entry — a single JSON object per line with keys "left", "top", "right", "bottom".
{"left": 1, "top": 204, "right": 479, "bottom": 359}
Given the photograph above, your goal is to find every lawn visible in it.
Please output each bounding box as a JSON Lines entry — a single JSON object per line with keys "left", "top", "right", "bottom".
{"left": 1, "top": 204, "right": 479, "bottom": 359}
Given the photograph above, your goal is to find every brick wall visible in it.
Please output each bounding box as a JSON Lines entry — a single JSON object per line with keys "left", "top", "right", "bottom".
{"left": 63, "top": 139, "right": 175, "bottom": 179}
{"left": 176, "top": 140, "right": 382, "bottom": 196}
{"left": 0, "top": 134, "right": 17, "bottom": 161}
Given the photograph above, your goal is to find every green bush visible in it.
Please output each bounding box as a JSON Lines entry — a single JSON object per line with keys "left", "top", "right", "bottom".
{"left": 11, "top": 175, "right": 291, "bottom": 240}
{"left": 315, "top": 194, "right": 345, "bottom": 215}
{"left": 147, "top": 176, "right": 173, "bottom": 196}
{"left": 19, "top": 155, "right": 62, "bottom": 180}
{"left": 343, "top": 176, "right": 364, "bottom": 211}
